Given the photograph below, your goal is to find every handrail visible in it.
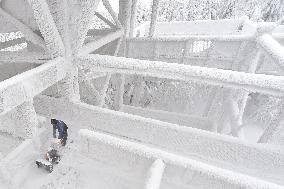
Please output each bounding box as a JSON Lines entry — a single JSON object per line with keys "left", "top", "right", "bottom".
{"left": 127, "top": 34, "right": 255, "bottom": 42}
{"left": 0, "top": 57, "right": 66, "bottom": 113}
{"left": 77, "top": 54, "right": 284, "bottom": 97}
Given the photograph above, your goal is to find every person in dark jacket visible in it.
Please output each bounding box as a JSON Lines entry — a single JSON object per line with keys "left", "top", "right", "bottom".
{"left": 51, "top": 119, "right": 68, "bottom": 146}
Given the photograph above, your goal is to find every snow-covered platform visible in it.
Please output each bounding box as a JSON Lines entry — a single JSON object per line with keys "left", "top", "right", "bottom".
{"left": 1, "top": 0, "right": 284, "bottom": 188}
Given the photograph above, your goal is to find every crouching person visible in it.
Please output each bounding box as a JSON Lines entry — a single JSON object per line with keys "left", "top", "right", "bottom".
{"left": 36, "top": 119, "right": 68, "bottom": 172}
{"left": 51, "top": 119, "right": 68, "bottom": 146}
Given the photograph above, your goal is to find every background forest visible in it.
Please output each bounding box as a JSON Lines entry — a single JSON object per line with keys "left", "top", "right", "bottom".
{"left": 135, "top": 0, "right": 284, "bottom": 24}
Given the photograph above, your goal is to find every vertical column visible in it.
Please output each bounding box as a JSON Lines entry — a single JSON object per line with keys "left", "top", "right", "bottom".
{"left": 119, "top": 0, "right": 132, "bottom": 37}
{"left": 102, "top": 0, "right": 122, "bottom": 29}
{"left": 100, "top": 34, "right": 123, "bottom": 108}
{"left": 109, "top": 0, "right": 132, "bottom": 110}
{"left": 9, "top": 100, "right": 39, "bottom": 139}
{"left": 53, "top": 61, "right": 80, "bottom": 101}
{"left": 153, "top": 41, "right": 158, "bottom": 60}
{"left": 129, "top": 0, "right": 138, "bottom": 37}
{"left": 181, "top": 40, "right": 189, "bottom": 64}
{"left": 99, "top": 74, "right": 111, "bottom": 107}
{"left": 258, "top": 97, "right": 284, "bottom": 144}
{"left": 149, "top": 0, "right": 160, "bottom": 37}
{"left": 119, "top": 0, "right": 132, "bottom": 56}
{"left": 112, "top": 73, "right": 125, "bottom": 111}
{"left": 78, "top": 69, "right": 101, "bottom": 105}
{"left": 143, "top": 159, "right": 165, "bottom": 189}
{"left": 234, "top": 49, "right": 264, "bottom": 136}
{"left": 131, "top": 75, "right": 144, "bottom": 106}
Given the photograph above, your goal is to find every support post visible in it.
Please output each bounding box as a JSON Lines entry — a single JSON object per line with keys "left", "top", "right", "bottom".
{"left": 99, "top": 35, "right": 123, "bottom": 108}
{"left": 149, "top": 0, "right": 159, "bottom": 37}
{"left": 112, "top": 73, "right": 125, "bottom": 111}
{"left": 9, "top": 100, "right": 39, "bottom": 139}
{"left": 95, "top": 12, "right": 116, "bottom": 29}
{"left": 131, "top": 75, "right": 144, "bottom": 106}
{"left": 79, "top": 70, "right": 101, "bottom": 105}
{"left": 129, "top": 0, "right": 138, "bottom": 37}
{"left": 233, "top": 50, "right": 264, "bottom": 135}
{"left": 99, "top": 73, "right": 111, "bottom": 107}
{"left": 258, "top": 97, "right": 284, "bottom": 144}
{"left": 109, "top": 0, "right": 132, "bottom": 110}
{"left": 144, "top": 159, "right": 165, "bottom": 189}
{"left": 102, "top": 0, "right": 122, "bottom": 28}
{"left": 119, "top": 0, "right": 132, "bottom": 34}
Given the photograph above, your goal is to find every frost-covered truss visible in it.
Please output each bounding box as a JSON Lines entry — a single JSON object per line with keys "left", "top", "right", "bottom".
{"left": 0, "top": 0, "right": 284, "bottom": 188}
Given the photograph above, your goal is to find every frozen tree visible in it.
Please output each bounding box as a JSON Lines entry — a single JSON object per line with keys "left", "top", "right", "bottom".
{"left": 261, "top": 0, "right": 284, "bottom": 21}
{"left": 134, "top": 0, "right": 283, "bottom": 23}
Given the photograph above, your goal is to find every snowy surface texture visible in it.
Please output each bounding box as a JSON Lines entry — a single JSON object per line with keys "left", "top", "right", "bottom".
{"left": 79, "top": 129, "right": 284, "bottom": 189}
{"left": 76, "top": 54, "right": 284, "bottom": 96}
{"left": 134, "top": 18, "right": 247, "bottom": 37}
{"left": 1, "top": 0, "right": 284, "bottom": 188}
{"left": 34, "top": 95, "right": 284, "bottom": 185}
{"left": 0, "top": 57, "right": 66, "bottom": 113}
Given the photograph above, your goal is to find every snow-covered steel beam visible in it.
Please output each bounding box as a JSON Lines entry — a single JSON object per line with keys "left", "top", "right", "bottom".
{"left": 27, "top": 0, "right": 65, "bottom": 58}
{"left": 34, "top": 95, "right": 284, "bottom": 184}
{"left": 0, "top": 37, "right": 26, "bottom": 50}
{"left": 0, "top": 57, "right": 65, "bottom": 113}
{"left": 257, "top": 34, "right": 284, "bottom": 71}
{"left": 102, "top": 0, "right": 122, "bottom": 28}
{"left": 127, "top": 34, "right": 254, "bottom": 42}
{"left": 273, "top": 33, "right": 284, "bottom": 39}
{"left": 87, "top": 28, "right": 116, "bottom": 36}
{"left": 0, "top": 51, "right": 49, "bottom": 64}
{"left": 95, "top": 12, "right": 116, "bottom": 29}
{"left": 76, "top": 54, "right": 284, "bottom": 97}
{"left": 143, "top": 159, "right": 165, "bottom": 189}
{"left": 149, "top": 0, "right": 159, "bottom": 37}
{"left": 122, "top": 105, "right": 214, "bottom": 131}
{"left": 79, "top": 129, "right": 284, "bottom": 189}
{"left": 0, "top": 8, "right": 46, "bottom": 49}
{"left": 79, "top": 29, "right": 124, "bottom": 55}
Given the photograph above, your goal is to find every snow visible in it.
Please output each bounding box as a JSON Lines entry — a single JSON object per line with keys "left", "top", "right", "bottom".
{"left": 1, "top": 0, "right": 284, "bottom": 188}
{"left": 0, "top": 5, "right": 45, "bottom": 48}
{"left": 27, "top": 0, "right": 65, "bottom": 57}
{"left": 0, "top": 131, "right": 23, "bottom": 156}
{"left": 79, "top": 129, "right": 284, "bottom": 189}
{"left": 77, "top": 54, "right": 284, "bottom": 96}
{"left": 135, "top": 18, "right": 247, "bottom": 37}
{"left": 143, "top": 159, "right": 165, "bottom": 189}
{"left": 257, "top": 34, "right": 284, "bottom": 71}
{"left": 34, "top": 95, "right": 284, "bottom": 185}
{"left": 0, "top": 57, "right": 66, "bottom": 113}
{"left": 0, "top": 51, "right": 49, "bottom": 64}
{"left": 121, "top": 105, "right": 215, "bottom": 131}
